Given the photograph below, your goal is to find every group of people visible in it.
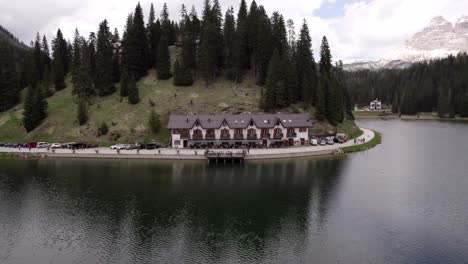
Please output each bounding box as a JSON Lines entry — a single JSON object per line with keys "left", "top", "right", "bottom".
{"left": 354, "top": 138, "right": 366, "bottom": 144}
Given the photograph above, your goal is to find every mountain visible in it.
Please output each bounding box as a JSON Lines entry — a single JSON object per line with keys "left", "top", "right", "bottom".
{"left": 345, "top": 15, "right": 468, "bottom": 71}
{"left": 0, "top": 25, "right": 29, "bottom": 50}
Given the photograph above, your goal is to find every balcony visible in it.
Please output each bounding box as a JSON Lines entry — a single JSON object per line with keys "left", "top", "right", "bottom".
{"left": 261, "top": 133, "right": 271, "bottom": 139}
{"left": 273, "top": 133, "right": 284, "bottom": 139}
{"left": 220, "top": 134, "right": 231, "bottom": 140}
{"left": 205, "top": 134, "right": 216, "bottom": 140}
{"left": 192, "top": 134, "right": 203, "bottom": 140}
{"left": 287, "top": 133, "right": 297, "bottom": 138}
{"left": 234, "top": 134, "right": 244, "bottom": 140}
{"left": 247, "top": 134, "right": 258, "bottom": 140}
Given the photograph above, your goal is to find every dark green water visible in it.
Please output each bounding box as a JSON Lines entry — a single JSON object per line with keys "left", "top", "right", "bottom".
{"left": 1, "top": 120, "right": 467, "bottom": 264}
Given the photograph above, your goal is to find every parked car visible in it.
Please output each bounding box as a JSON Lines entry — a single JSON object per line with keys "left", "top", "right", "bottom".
{"left": 335, "top": 133, "right": 348, "bottom": 144}
{"left": 310, "top": 139, "right": 318, "bottom": 146}
{"left": 319, "top": 138, "right": 327, "bottom": 146}
{"left": 139, "top": 143, "right": 162, "bottom": 150}
{"left": 327, "top": 137, "right": 335, "bottom": 145}
{"left": 26, "top": 142, "right": 38, "bottom": 148}
{"left": 50, "top": 143, "right": 62, "bottom": 149}
{"left": 37, "top": 142, "right": 50, "bottom": 148}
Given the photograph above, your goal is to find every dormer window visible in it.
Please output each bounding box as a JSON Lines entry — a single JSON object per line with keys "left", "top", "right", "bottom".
{"left": 222, "top": 121, "right": 227, "bottom": 126}
{"left": 250, "top": 120, "right": 254, "bottom": 126}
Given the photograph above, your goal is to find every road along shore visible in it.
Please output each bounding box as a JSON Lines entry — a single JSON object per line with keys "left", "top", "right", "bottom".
{"left": 0, "top": 129, "right": 375, "bottom": 161}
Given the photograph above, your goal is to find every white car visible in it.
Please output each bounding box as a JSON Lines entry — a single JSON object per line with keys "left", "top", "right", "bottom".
{"left": 50, "top": 143, "right": 62, "bottom": 149}
{"left": 110, "top": 144, "right": 131, "bottom": 150}
{"left": 327, "top": 138, "right": 335, "bottom": 145}
{"left": 37, "top": 142, "right": 50, "bottom": 148}
{"left": 310, "top": 139, "right": 318, "bottom": 146}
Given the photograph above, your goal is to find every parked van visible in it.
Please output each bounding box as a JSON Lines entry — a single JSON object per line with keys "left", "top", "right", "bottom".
{"left": 310, "top": 139, "right": 318, "bottom": 146}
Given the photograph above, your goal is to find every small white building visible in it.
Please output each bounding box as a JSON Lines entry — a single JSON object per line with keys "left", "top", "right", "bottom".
{"left": 167, "top": 113, "right": 314, "bottom": 148}
{"left": 370, "top": 99, "right": 382, "bottom": 110}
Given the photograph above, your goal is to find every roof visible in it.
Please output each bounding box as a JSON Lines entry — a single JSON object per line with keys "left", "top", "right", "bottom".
{"left": 167, "top": 113, "right": 314, "bottom": 129}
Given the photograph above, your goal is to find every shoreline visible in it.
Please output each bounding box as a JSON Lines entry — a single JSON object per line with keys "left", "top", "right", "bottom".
{"left": 0, "top": 129, "right": 376, "bottom": 161}
{"left": 354, "top": 111, "right": 468, "bottom": 122}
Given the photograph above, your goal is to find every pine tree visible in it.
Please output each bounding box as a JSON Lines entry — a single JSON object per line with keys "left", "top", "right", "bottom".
{"left": 262, "top": 49, "right": 287, "bottom": 110}
{"left": 95, "top": 19, "right": 115, "bottom": 96}
{"left": 461, "top": 92, "right": 468, "bottom": 117}
{"left": 41, "top": 35, "right": 51, "bottom": 74}
{"left": 160, "top": 3, "right": 172, "bottom": 44}
{"left": 156, "top": 36, "right": 172, "bottom": 80}
{"left": 247, "top": 0, "right": 259, "bottom": 72}
{"left": 77, "top": 97, "right": 88, "bottom": 125}
{"left": 88, "top": 32, "right": 97, "bottom": 83}
{"left": 223, "top": 7, "right": 236, "bottom": 80}
{"left": 128, "top": 77, "right": 140, "bottom": 104}
{"left": 0, "top": 42, "right": 19, "bottom": 112}
{"left": 123, "top": 3, "right": 150, "bottom": 80}
{"left": 71, "top": 29, "right": 83, "bottom": 94}
{"left": 296, "top": 20, "right": 316, "bottom": 102}
{"left": 212, "top": 0, "right": 224, "bottom": 70}
{"left": 315, "top": 78, "right": 326, "bottom": 121}
{"left": 74, "top": 40, "right": 95, "bottom": 98}
{"left": 52, "top": 29, "right": 67, "bottom": 90}
{"left": 31, "top": 33, "right": 44, "bottom": 86}
{"left": 173, "top": 59, "right": 193, "bottom": 86}
{"left": 236, "top": 0, "right": 249, "bottom": 72}
{"left": 271, "top": 12, "right": 288, "bottom": 58}
{"left": 120, "top": 68, "right": 129, "bottom": 97}
{"left": 255, "top": 6, "right": 272, "bottom": 86}
{"left": 148, "top": 109, "right": 161, "bottom": 133}
{"left": 23, "top": 86, "right": 36, "bottom": 132}
{"left": 147, "top": 3, "right": 158, "bottom": 68}
{"left": 111, "top": 28, "right": 121, "bottom": 83}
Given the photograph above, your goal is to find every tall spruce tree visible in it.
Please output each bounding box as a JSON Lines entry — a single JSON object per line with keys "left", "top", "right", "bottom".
{"left": 52, "top": 29, "right": 67, "bottom": 90}
{"left": 236, "top": 0, "right": 249, "bottom": 72}
{"left": 156, "top": 36, "right": 172, "bottom": 79}
{"left": 296, "top": 20, "right": 316, "bottom": 103}
{"left": 128, "top": 77, "right": 140, "bottom": 104}
{"left": 77, "top": 97, "right": 88, "bottom": 125}
{"left": 262, "top": 49, "right": 288, "bottom": 110}
{"left": 147, "top": 3, "right": 158, "bottom": 68}
{"left": 255, "top": 6, "right": 272, "bottom": 86}
{"left": 223, "top": 6, "right": 236, "bottom": 80}
{"left": 88, "top": 32, "right": 97, "bottom": 83}
{"left": 120, "top": 68, "right": 129, "bottom": 97}
{"left": 198, "top": 0, "right": 217, "bottom": 84}
{"left": 0, "top": 42, "right": 19, "bottom": 112}
{"left": 122, "top": 3, "right": 149, "bottom": 80}
{"left": 111, "top": 28, "right": 121, "bottom": 83}
{"left": 95, "top": 19, "right": 115, "bottom": 96}
{"left": 247, "top": 0, "right": 259, "bottom": 73}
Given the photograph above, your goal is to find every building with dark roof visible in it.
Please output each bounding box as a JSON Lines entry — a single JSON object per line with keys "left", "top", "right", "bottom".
{"left": 168, "top": 113, "right": 314, "bottom": 148}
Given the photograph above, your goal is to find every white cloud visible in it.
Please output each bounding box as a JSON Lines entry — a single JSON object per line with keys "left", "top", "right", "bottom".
{"left": 1, "top": 0, "right": 467, "bottom": 61}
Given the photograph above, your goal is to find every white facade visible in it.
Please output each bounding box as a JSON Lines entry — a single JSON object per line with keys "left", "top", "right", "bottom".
{"left": 370, "top": 99, "right": 382, "bottom": 110}
{"left": 172, "top": 124, "right": 310, "bottom": 149}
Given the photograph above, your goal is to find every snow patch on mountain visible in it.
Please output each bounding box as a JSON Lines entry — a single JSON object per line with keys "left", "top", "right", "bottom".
{"left": 345, "top": 15, "right": 468, "bottom": 71}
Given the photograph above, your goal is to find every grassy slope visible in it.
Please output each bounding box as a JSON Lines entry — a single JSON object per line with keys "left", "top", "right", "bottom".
{"left": 0, "top": 70, "right": 263, "bottom": 145}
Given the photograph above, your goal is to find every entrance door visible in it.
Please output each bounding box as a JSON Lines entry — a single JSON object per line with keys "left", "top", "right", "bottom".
{"left": 183, "top": 140, "right": 188, "bottom": 148}
{"left": 288, "top": 139, "right": 294, "bottom": 146}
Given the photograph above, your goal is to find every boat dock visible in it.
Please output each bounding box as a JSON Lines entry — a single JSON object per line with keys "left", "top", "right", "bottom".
{"left": 206, "top": 151, "right": 246, "bottom": 164}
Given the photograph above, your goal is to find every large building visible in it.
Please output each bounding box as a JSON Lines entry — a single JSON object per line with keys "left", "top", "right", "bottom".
{"left": 167, "top": 113, "right": 314, "bottom": 148}
{"left": 370, "top": 99, "right": 382, "bottom": 110}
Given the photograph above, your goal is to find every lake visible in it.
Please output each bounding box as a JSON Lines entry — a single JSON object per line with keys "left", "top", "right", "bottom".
{"left": 0, "top": 120, "right": 467, "bottom": 264}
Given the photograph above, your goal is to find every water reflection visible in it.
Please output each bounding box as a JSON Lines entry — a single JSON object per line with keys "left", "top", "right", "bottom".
{"left": 0, "top": 157, "right": 345, "bottom": 263}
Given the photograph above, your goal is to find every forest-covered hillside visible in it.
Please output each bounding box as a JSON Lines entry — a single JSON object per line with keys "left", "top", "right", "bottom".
{"left": 345, "top": 53, "right": 468, "bottom": 118}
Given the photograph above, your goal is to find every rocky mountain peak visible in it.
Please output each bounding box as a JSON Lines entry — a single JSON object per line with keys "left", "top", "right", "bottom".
{"left": 429, "top": 16, "right": 451, "bottom": 26}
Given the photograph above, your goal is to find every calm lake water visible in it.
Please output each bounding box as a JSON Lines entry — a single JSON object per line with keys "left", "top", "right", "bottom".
{"left": 1, "top": 120, "right": 468, "bottom": 264}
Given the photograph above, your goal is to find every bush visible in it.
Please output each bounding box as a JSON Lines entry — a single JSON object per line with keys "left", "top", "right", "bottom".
{"left": 97, "top": 122, "right": 109, "bottom": 137}
{"left": 148, "top": 110, "right": 161, "bottom": 134}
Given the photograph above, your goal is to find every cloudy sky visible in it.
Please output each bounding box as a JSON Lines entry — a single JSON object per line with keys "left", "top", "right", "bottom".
{"left": 1, "top": 0, "right": 467, "bottom": 62}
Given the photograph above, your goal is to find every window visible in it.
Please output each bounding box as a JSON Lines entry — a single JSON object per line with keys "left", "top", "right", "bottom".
{"left": 235, "top": 129, "right": 243, "bottom": 135}
{"left": 250, "top": 120, "right": 254, "bottom": 126}
{"left": 299, "top": 128, "right": 307, "bottom": 132}
{"left": 261, "top": 129, "right": 269, "bottom": 135}
{"left": 288, "top": 128, "right": 295, "bottom": 134}
{"left": 274, "top": 128, "right": 282, "bottom": 135}
{"left": 248, "top": 129, "right": 256, "bottom": 135}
